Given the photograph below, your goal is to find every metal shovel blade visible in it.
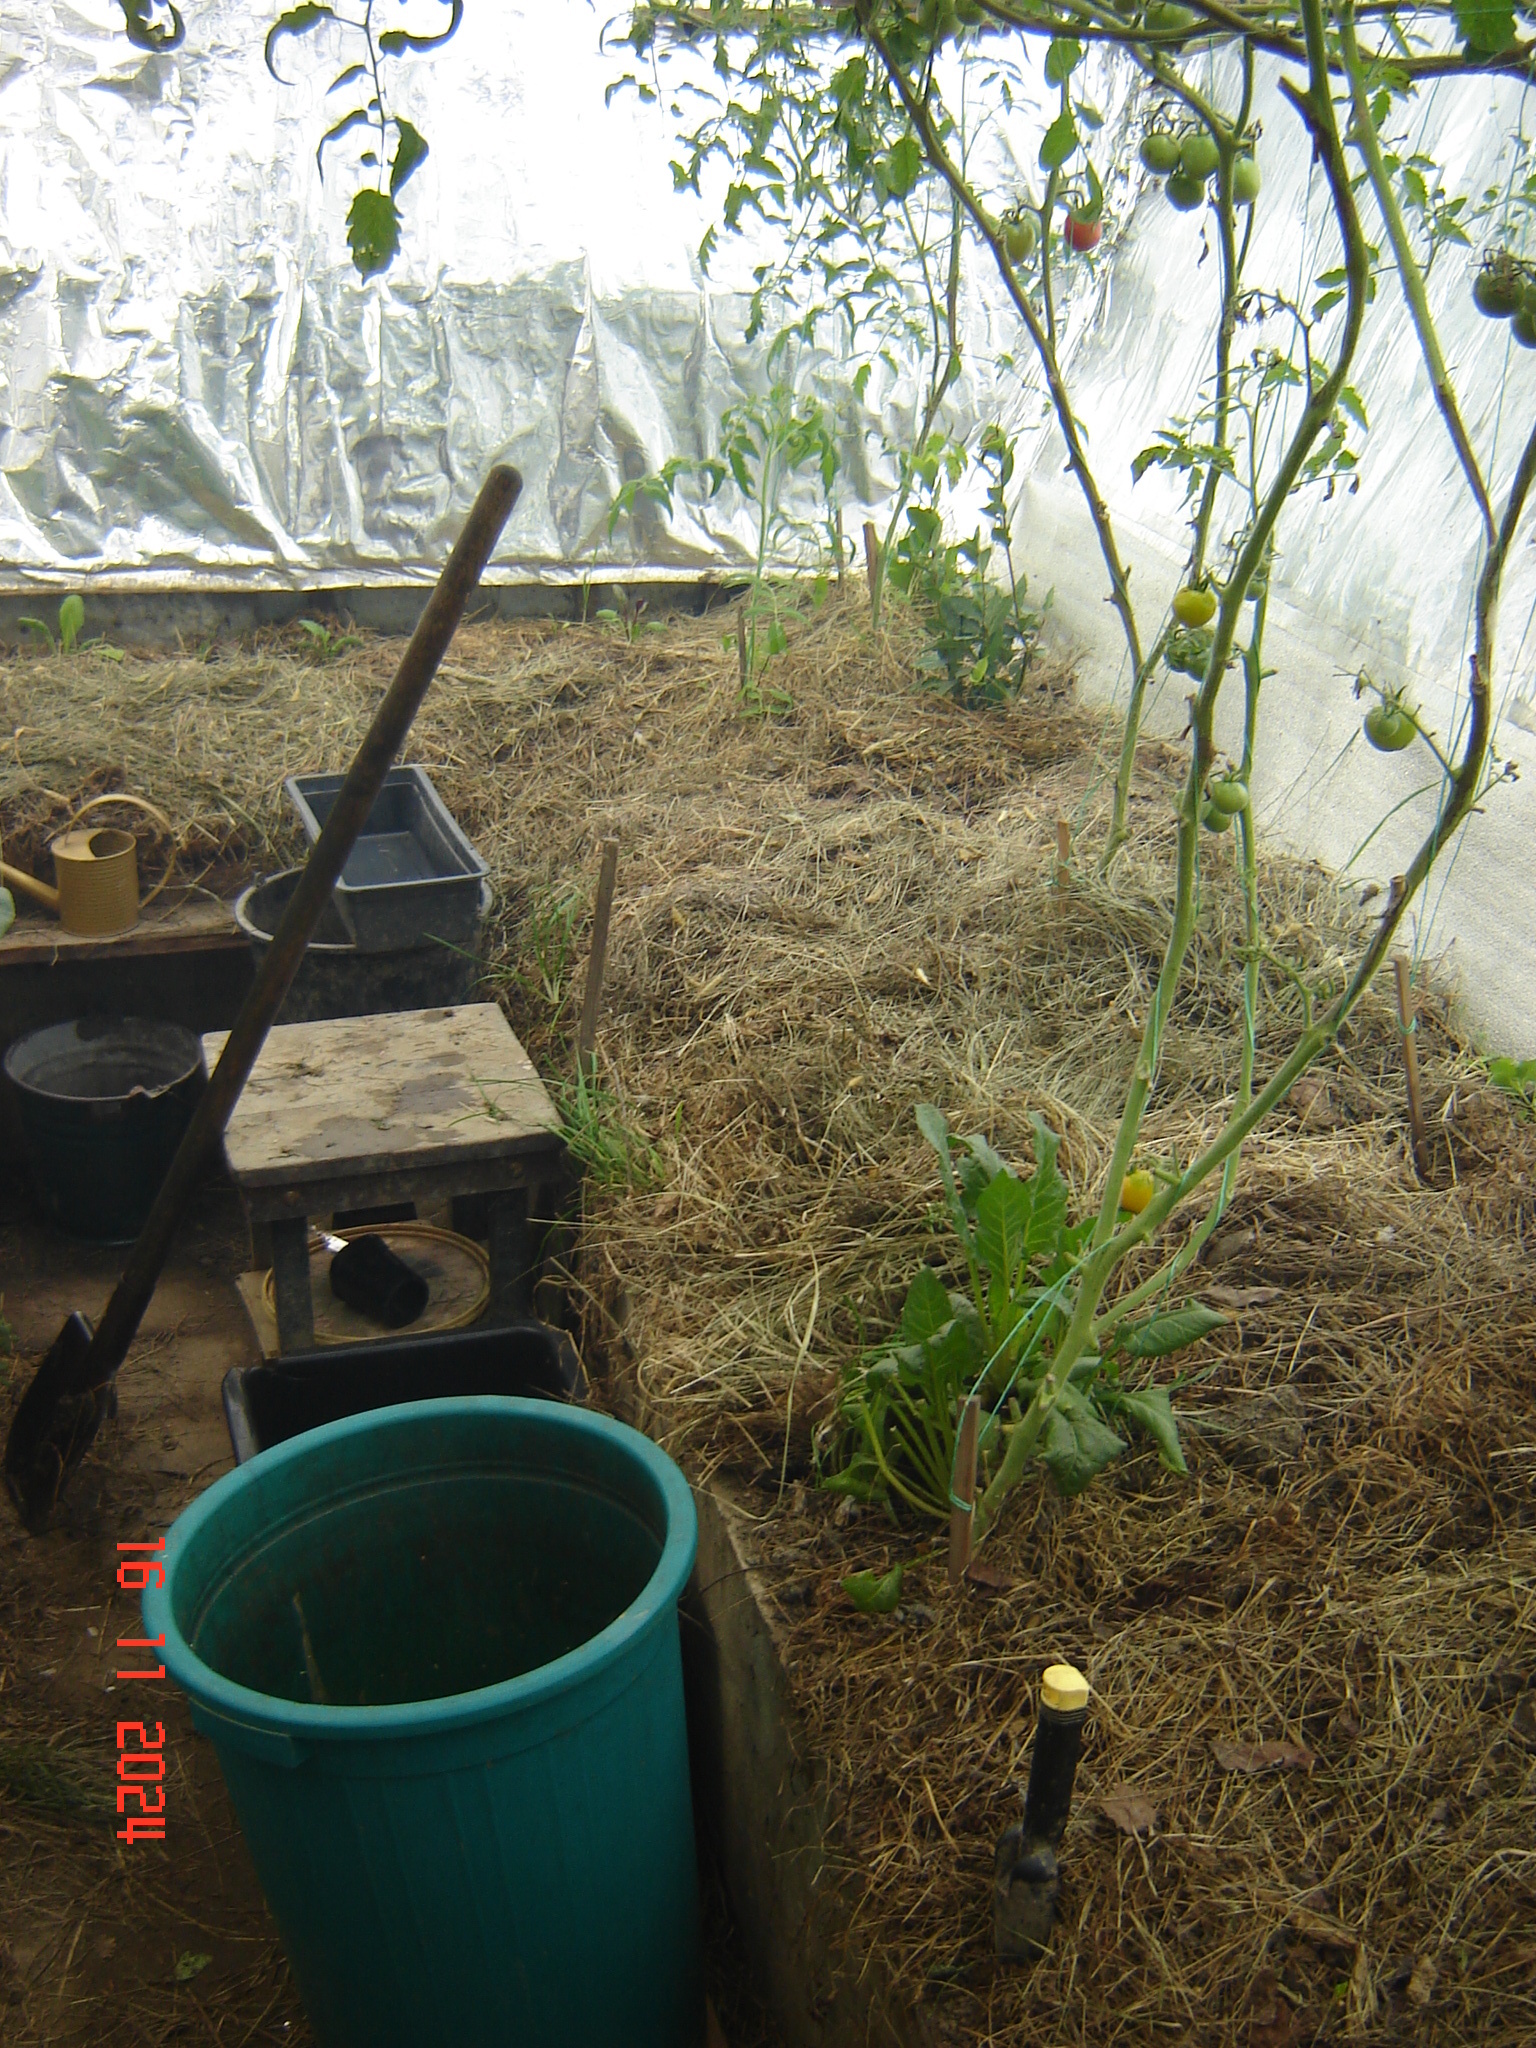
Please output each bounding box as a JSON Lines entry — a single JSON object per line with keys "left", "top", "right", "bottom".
{"left": 4, "top": 465, "right": 522, "bottom": 1531}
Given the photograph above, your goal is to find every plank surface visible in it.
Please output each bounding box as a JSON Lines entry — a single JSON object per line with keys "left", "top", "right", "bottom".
{"left": 0, "top": 892, "right": 240, "bottom": 964}
{"left": 205, "top": 1003, "right": 562, "bottom": 1190}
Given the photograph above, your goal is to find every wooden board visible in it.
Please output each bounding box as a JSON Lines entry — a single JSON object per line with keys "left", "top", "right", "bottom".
{"left": 0, "top": 892, "right": 240, "bottom": 965}
{"left": 205, "top": 1004, "right": 563, "bottom": 1200}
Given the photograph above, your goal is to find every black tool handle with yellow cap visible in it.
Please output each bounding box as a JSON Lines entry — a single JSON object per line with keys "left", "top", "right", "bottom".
{"left": 994, "top": 1662, "right": 1090, "bottom": 1961}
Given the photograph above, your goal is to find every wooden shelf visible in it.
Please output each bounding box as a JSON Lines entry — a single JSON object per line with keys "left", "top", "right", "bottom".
{"left": 0, "top": 893, "right": 241, "bottom": 966}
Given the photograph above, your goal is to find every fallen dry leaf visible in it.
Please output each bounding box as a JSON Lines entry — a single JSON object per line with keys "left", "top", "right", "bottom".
{"left": 963, "top": 1558, "right": 1013, "bottom": 1593}
{"left": 1407, "top": 1954, "right": 1437, "bottom": 2007}
{"left": 1206, "top": 1284, "right": 1283, "bottom": 1309}
{"left": 1213, "top": 1736, "right": 1315, "bottom": 1775}
{"left": 1099, "top": 1785, "right": 1158, "bottom": 1837}
{"left": 1288, "top": 1903, "right": 1360, "bottom": 1953}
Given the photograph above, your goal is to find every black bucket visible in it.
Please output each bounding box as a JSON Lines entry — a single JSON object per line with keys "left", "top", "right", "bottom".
{"left": 233, "top": 869, "right": 488, "bottom": 1025}
{"left": 4, "top": 1017, "right": 206, "bottom": 1241}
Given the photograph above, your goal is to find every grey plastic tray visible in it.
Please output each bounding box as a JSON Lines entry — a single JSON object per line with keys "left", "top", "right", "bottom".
{"left": 284, "top": 765, "right": 489, "bottom": 954}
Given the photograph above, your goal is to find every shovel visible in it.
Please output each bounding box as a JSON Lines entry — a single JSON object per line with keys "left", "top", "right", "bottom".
{"left": 4, "top": 464, "right": 522, "bottom": 1531}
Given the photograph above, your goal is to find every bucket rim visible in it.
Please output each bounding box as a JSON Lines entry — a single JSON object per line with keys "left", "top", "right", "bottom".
{"left": 142, "top": 1395, "right": 698, "bottom": 1743}
{"left": 2, "top": 1015, "right": 205, "bottom": 1102}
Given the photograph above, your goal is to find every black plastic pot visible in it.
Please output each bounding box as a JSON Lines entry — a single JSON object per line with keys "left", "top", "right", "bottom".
{"left": 220, "top": 1319, "right": 587, "bottom": 1463}
{"left": 233, "top": 868, "right": 490, "bottom": 1025}
{"left": 4, "top": 1017, "right": 206, "bottom": 1241}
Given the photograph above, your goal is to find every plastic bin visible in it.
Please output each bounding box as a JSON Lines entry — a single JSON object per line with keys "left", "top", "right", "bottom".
{"left": 285, "top": 766, "right": 489, "bottom": 953}
{"left": 221, "top": 1319, "right": 587, "bottom": 1463}
{"left": 144, "top": 1398, "right": 703, "bottom": 2048}
{"left": 3, "top": 1016, "right": 205, "bottom": 1240}
{"left": 233, "top": 868, "right": 490, "bottom": 1024}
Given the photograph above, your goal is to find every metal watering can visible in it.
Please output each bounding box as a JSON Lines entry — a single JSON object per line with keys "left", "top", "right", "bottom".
{"left": 0, "top": 794, "right": 175, "bottom": 937}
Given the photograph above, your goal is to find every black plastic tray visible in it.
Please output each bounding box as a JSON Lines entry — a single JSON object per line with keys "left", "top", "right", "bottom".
{"left": 221, "top": 1319, "right": 587, "bottom": 1464}
{"left": 285, "top": 765, "right": 489, "bottom": 954}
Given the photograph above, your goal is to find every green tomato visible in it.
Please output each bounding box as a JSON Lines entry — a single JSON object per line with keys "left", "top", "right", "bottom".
{"left": 1003, "top": 212, "right": 1039, "bottom": 262}
{"left": 1206, "top": 776, "right": 1250, "bottom": 816}
{"left": 1513, "top": 308, "right": 1536, "bottom": 349}
{"left": 1364, "top": 701, "right": 1416, "bottom": 752}
{"left": 1472, "top": 264, "right": 1522, "bottom": 319}
{"left": 1144, "top": 1, "right": 1197, "bottom": 27}
{"left": 1164, "top": 624, "right": 1213, "bottom": 677}
{"left": 1165, "top": 170, "right": 1207, "bottom": 212}
{"left": 1232, "top": 153, "right": 1261, "bottom": 206}
{"left": 1180, "top": 131, "right": 1220, "bottom": 181}
{"left": 1200, "top": 798, "right": 1233, "bottom": 833}
{"left": 1172, "top": 584, "right": 1217, "bottom": 627}
{"left": 1139, "top": 132, "right": 1181, "bottom": 176}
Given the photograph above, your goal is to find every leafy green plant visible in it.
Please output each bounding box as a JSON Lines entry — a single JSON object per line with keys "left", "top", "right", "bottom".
{"left": 553, "top": 1064, "right": 665, "bottom": 1191}
{"left": 296, "top": 617, "right": 364, "bottom": 662}
{"left": 17, "top": 595, "right": 122, "bottom": 661}
{"left": 885, "top": 425, "right": 1047, "bottom": 704}
{"left": 1488, "top": 1056, "right": 1536, "bottom": 1111}
{"left": 843, "top": 1563, "right": 904, "bottom": 1613}
{"left": 592, "top": 586, "right": 668, "bottom": 644}
{"left": 263, "top": 0, "right": 461, "bottom": 278}
{"left": 609, "top": 378, "right": 841, "bottom": 708}
{"left": 819, "top": 1105, "right": 1217, "bottom": 1530}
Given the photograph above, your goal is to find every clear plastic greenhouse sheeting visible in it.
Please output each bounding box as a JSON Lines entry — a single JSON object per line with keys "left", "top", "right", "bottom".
{"left": 0, "top": 0, "right": 1085, "bottom": 589}
{"left": 1, "top": 0, "right": 1533, "bottom": 733}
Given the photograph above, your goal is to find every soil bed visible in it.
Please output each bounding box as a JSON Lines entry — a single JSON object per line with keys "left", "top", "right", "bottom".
{"left": 4, "top": 598, "right": 1534, "bottom": 2045}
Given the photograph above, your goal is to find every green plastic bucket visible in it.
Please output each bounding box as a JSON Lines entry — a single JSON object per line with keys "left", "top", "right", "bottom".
{"left": 143, "top": 1398, "right": 702, "bottom": 2048}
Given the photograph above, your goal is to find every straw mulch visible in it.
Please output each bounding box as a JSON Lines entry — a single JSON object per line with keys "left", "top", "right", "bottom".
{"left": 3, "top": 593, "right": 1533, "bottom": 2047}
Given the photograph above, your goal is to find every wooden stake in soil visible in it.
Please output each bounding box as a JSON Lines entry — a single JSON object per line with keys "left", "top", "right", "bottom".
{"left": 835, "top": 507, "right": 845, "bottom": 587}
{"left": 1056, "top": 819, "right": 1072, "bottom": 891}
{"left": 863, "top": 521, "right": 880, "bottom": 620}
{"left": 948, "top": 1393, "right": 981, "bottom": 1589}
{"left": 577, "top": 837, "right": 621, "bottom": 1081}
{"left": 1394, "top": 952, "right": 1429, "bottom": 1178}
{"left": 735, "top": 607, "right": 749, "bottom": 694}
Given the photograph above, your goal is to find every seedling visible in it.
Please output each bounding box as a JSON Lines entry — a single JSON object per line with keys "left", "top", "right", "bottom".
{"left": 17, "top": 595, "right": 120, "bottom": 660}
{"left": 296, "top": 618, "right": 364, "bottom": 663}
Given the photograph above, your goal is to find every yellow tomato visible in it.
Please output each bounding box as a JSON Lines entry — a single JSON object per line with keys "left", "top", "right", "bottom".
{"left": 1119, "top": 1169, "right": 1155, "bottom": 1214}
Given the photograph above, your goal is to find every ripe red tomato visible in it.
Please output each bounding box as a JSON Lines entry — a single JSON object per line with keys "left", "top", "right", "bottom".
{"left": 1064, "top": 214, "right": 1102, "bottom": 253}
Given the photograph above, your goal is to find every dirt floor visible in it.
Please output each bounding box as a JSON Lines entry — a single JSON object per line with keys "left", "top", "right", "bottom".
{"left": 0, "top": 1198, "right": 777, "bottom": 2047}
{"left": 3, "top": 594, "right": 1534, "bottom": 2044}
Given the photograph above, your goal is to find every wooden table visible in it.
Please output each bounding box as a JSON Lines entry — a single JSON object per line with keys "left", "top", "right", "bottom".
{"left": 205, "top": 1004, "right": 565, "bottom": 1354}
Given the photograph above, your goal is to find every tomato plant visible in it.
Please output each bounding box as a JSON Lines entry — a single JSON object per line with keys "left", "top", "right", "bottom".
{"left": 619, "top": 0, "right": 1533, "bottom": 1534}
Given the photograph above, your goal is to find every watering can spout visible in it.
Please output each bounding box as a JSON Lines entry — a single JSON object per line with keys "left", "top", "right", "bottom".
{"left": 0, "top": 858, "right": 60, "bottom": 912}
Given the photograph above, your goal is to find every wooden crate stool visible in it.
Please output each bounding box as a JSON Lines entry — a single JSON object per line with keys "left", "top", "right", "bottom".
{"left": 205, "top": 1004, "right": 565, "bottom": 1355}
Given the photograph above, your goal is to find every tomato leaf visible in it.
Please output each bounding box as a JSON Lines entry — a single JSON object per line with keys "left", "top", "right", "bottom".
{"left": 345, "top": 188, "right": 401, "bottom": 278}
{"left": 1040, "top": 1388, "right": 1125, "bottom": 1497}
{"left": 329, "top": 61, "right": 369, "bottom": 93}
{"left": 881, "top": 134, "right": 925, "bottom": 199}
{"left": 316, "top": 106, "right": 373, "bottom": 180}
{"left": 1044, "top": 35, "right": 1083, "bottom": 83}
{"left": 1076, "top": 159, "right": 1105, "bottom": 226}
{"left": 1039, "top": 110, "right": 1079, "bottom": 171}
{"left": 1453, "top": 0, "right": 1517, "bottom": 49}
{"left": 1339, "top": 384, "right": 1370, "bottom": 432}
{"left": 389, "top": 118, "right": 428, "bottom": 195}
{"left": 1116, "top": 1386, "right": 1188, "bottom": 1473}
{"left": 116, "top": 0, "right": 185, "bottom": 52}
{"left": 844, "top": 1564, "right": 903, "bottom": 1614}
{"left": 266, "top": 3, "right": 335, "bottom": 80}
{"left": 1117, "top": 1305, "right": 1227, "bottom": 1358}
{"left": 378, "top": 0, "right": 463, "bottom": 56}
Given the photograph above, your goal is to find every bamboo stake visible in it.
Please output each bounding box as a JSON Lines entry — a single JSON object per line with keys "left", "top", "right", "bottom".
{"left": 735, "top": 608, "right": 749, "bottom": 694}
{"left": 835, "top": 507, "right": 845, "bottom": 587}
{"left": 863, "top": 521, "right": 880, "bottom": 620}
{"left": 577, "top": 837, "right": 621, "bottom": 1079}
{"left": 1393, "top": 952, "right": 1429, "bottom": 1178}
{"left": 948, "top": 1393, "right": 981, "bottom": 1589}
